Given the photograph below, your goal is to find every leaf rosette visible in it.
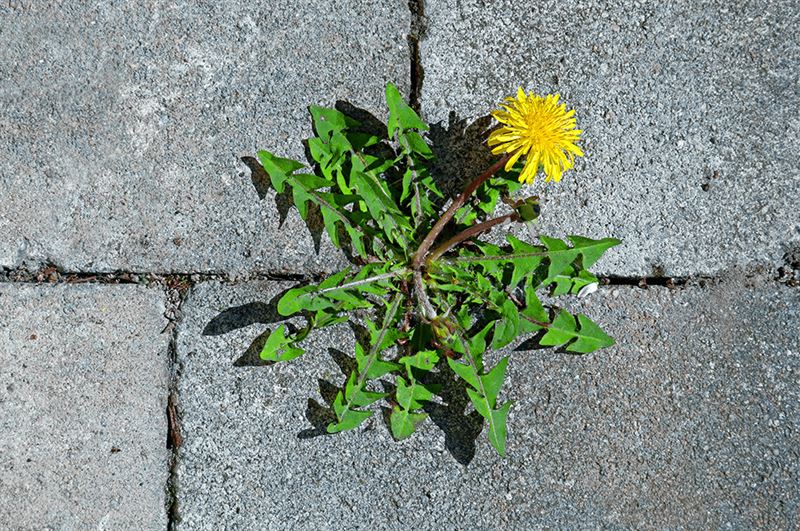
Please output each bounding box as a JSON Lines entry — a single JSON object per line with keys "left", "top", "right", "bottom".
{"left": 252, "top": 84, "right": 620, "bottom": 456}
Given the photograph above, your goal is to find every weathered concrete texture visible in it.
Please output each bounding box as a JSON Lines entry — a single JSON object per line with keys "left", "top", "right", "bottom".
{"left": 0, "top": 1, "right": 409, "bottom": 274}
{"left": 420, "top": 0, "right": 800, "bottom": 277}
{"left": 0, "top": 284, "right": 170, "bottom": 529}
{"left": 175, "top": 276, "right": 799, "bottom": 529}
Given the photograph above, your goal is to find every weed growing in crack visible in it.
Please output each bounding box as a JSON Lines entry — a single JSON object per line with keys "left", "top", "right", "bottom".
{"left": 253, "top": 84, "right": 620, "bottom": 456}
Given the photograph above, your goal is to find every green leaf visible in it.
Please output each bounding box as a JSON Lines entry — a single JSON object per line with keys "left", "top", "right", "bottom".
{"left": 480, "top": 357, "right": 509, "bottom": 408}
{"left": 540, "top": 236, "right": 620, "bottom": 284}
{"left": 487, "top": 401, "right": 512, "bottom": 457}
{"left": 520, "top": 285, "right": 549, "bottom": 333}
{"left": 492, "top": 299, "right": 521, "bottom": 349}
{"left": 401, "top": 131, "right": 433, "bottom": 158}
{"left": 327, "top": 391, "right": 373, "bottom": 433}
{"left": 386, "top": 82, "right": 428, "bottom": 138}
{"left": 390, "top": 406, "right": 427, "bottom": 440}
{"left": 390, "top": 374, "right": 438, "bottom": 440}
{"left": 396, "top": 376, "right": 435, "bottom": 410}
{"left": 344, "top": 372, "right": 386, "bottom": 407}
{"left": 257, "top": 150, "right": 304, "bottom": 194}
{"left": 309, "top": 105, "right": 358, "bottom": 141}
{"left": 355, "top": 342, "right": 401, "bottom": 379}
{"left": 447, "top": 357, "right": 479, "bottom": 390}
{"left": 568, "top": 236, "right": 621, "bottom": 269}
{"left": 329, "top": 294, "right": 404, "bottom": 431}
{"left": 351, "top": 170, "right": 409, "bottom": 247}
{"left": 465, "top": 391, "right": 512, "bottom": 457}
{"left": 398, "top": 350, "right": 439, "bottom": 371}
{"left": 506, "top": 235, "right": 543, "bottom": 288}
{"left": 259, "top": 324, "right": 304, "bottom": 362}
{"left": 539, "top": 310, "right": 614, "bottom": 353}
{"left": 276, "top": 266, "right": 399, "bottom": 317}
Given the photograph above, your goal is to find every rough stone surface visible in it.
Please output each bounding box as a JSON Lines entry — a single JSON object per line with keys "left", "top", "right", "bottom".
{"left": 419, "top": 0, "right": 800, "bottom": 277}
{"left": 0, "top": 284, "right": 169, "bottom": 529}
{"left": 0, "top": 1, "right": 409, "bottom": 274}
{"left": 175, "top": 276, "right": 799, "bottom": 529}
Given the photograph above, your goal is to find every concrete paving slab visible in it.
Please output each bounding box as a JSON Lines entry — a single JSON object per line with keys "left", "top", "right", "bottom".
{"left": 0, "top": 283, "right": 170, "bottom": 529}
{"left": 419, "top": 0, "right": 800, "bottom": 277}
{"left": 175, "top": 276, "right": 799, "bottom": 529}
{"left": 0, "top": 1, "right": 409, "bottom": 274}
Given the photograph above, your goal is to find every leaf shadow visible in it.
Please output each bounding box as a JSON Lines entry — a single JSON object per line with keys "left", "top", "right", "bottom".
{"left": 203, "top": 286, "right": 301, "bottom": 367}
{"left": 297, "top": 347, "right": 355, "bottom": 439}
{"left": 420, "top": 360, "right": 484, "bottom": 466}
{"left": 241, "top": 155, "right": 325, "bottom": 254}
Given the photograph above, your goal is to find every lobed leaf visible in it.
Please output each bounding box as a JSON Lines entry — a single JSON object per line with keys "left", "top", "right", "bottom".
{"left": 259, "top": 324, "right": 305, "bottom": 362}
{"left": 539, "top": 310, "right": 614, "bottom": 353}
{"left": 386, "top": 82, "right": 428, "bottom": 138}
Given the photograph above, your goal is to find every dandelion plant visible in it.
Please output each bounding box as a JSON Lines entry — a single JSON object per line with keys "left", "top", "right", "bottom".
{"left": 255, "top": 83, "right": 619, "bottom": 456}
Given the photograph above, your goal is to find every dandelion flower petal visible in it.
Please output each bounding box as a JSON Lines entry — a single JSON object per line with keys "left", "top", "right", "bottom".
{"left": 488, "top": 88, "right": 583, "bottom": 184}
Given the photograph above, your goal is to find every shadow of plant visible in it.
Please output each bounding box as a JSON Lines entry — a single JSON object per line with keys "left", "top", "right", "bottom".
{"left": 428, "top": 111, "right": 494, "bottom": 200}
{"left": 220, "top": 103, "right": 507, "bottom": 465}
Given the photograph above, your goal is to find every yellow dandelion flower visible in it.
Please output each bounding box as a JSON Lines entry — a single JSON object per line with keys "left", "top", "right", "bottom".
{"left": 488, "top": 88, "right": 583, "bottom": 184}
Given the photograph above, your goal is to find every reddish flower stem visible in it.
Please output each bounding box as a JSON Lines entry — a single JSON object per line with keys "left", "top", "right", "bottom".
{"left": 411, "top": 155, "right": 510, "bottom": 270}
{"left": 426, "top": 212, "right": 517, "bottom": 264}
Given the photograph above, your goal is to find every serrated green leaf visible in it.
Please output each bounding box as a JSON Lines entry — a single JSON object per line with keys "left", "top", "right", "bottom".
{"left": 327, "top": 390, "right": 373, "bottom": 433}
{"left": 519, "top": 286, "right": 549, "bottom": 333}
{"left": 506, "top": 235, "right": 542, "bottom": 288}
{"left": 344, "top": 372, "right": 386, "bottom": 407}
{"left": 257, "top": 150, "right": 304, "bottom": 194}
{"left": 398, "top": 350, "right": 439, "bottom": 371}
{"left": 480, "top": 357, "right": 509, "bottom": 408}
{"left": 390, "top": 406, "right": 427, "bottom": 440}
{"left": 569, "top": 314, "right": 615, "bottom": 353}
{"left": 396, "top": 376, "right": 436, "bottom": 410}
{"left": 447, "top": 357, "right": 480, "bottom": 390}
{"left": 309, "top": 105, "right": 357, "bottom": 141}
{"left": 401, "top": 131, "right": 433, "bottom": 158}
{"left": 539, "top": 310, "right": 576, "bottom": 346}
{"left": 492, "top": 299, "right": 521, "bottom": 349}
{"left": 540, "top": 236, "right": 620, "bottom": 285}
{"left": 277, "top": 285, "right": 319, "bottom": 316}
{"left": 487, "top": 401, "right": 512, "bottom": 457}
{"left": 386, "top": 82, "right": 428, "bottom": 138}
{"left": 351, "top": 170, "right": 409, "bottom": 247}
{"left": 259, "top": 324, "right": 304, "bottom": 362}
{"left": 539, "top": 309, "right": 614, "bottom": 353}
{"left": 331, "top": 295, "right": 403, "bottom": 430}
{"left": 568, "top": 236, "right": 621, "bottom": 269}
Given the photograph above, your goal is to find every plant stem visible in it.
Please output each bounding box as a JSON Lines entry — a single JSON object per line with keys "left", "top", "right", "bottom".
{"left": 413, "top": 270, "right": 437, "bottom": 320}
{"left": 316, "top": 270, "right": 404, "bottom": 295}
{"left": 411, "top": 155, "right": 510, "bottom": 270}
{"left": 426, "top": 212, "right": 517, "bottom": 264}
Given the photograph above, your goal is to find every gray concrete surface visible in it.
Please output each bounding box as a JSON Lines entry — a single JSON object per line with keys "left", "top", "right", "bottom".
{"left": 420, "top": 0, "right": 800, "bottom": 277}
{"left": 0, "top": 1, "right": 408, "bottom": 274}
{"left": 0, "top": 284, "right": 169, "bottom": 529}
{"left": 2, "top": 0, "right": 799, "bottom": 528}
{"left": 174, "top": 276, "right": 799, "bottom": 529}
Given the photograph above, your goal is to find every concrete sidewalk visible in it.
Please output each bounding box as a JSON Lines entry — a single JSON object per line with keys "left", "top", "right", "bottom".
{"left": 1, "top": 0, "right": 798, "bottom": 529}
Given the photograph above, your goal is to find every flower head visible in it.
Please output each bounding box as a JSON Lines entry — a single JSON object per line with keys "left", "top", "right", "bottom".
{"left": 488, "top": 88, "right": 583, "bottom": 184}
